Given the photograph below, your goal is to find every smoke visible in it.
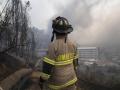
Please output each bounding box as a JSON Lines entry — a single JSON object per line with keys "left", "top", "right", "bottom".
{"left": 0, "top": 0, "right": 4, "bottom": 11}
{"left": 50, "top": 0, "right": 120, "bottom": 47}
{"left": 0, "top": 0, "right": 3, "bottom": 5}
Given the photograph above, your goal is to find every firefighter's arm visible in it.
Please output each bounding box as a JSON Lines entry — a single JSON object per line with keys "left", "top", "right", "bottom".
{"left": 40, "top": 44, "right": 55, "bottom": 82}
{"left": 73, "top": 45, "right": 79, "bottom": 70}
{"left": 73, "top": 56, "right": 79, "bottom": 71}
{"left": 39, "top": 61, "right": 53, "bottom": 89}
{"left": 40, "top": 61, "right": 53, "bottom": 81}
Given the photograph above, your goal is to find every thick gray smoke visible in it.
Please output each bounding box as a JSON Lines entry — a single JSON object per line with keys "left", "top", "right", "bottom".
{"left": 0, "top": 0, "right": 3, "bottom": 5}
{"left": 50, "top": 0, "right": 120, "bottom": 47}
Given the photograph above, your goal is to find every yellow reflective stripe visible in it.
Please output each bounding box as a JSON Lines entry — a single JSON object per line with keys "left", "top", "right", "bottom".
{"left": 48, "top": 77, "right": 77, "bottom": 89}
{"left": 43, "top": 53, "right": 79, "bottom": 66}
{"left": 43, "top": 57, "right": 74, "bottom": 66}
{"left": 41, "top": 72, "right": 51, "bottom": 79}
{"left": 56, "top": 53, "right": 74, "bottom": 61}
{"left": 44, "top": 57, "right": 55, "bottom": 65}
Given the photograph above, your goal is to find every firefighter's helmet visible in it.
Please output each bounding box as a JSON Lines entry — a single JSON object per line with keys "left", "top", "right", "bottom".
{"left": 52, "top": 16, "right": 73, "bottom": 34}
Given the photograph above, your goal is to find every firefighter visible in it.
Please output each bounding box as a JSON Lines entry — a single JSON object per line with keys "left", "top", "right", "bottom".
{"left": 40, "top": 16, "right": 79, "bottom": 90}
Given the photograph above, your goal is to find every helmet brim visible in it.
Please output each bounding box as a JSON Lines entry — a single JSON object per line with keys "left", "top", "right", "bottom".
{"left": 54, "top": 27, "right": 73, "bottom": 34}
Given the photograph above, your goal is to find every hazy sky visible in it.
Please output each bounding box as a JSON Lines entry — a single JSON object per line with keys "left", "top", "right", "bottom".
{"left": 1, "top": 0, "right": 120, "bottom": 45}
{"left": 1, "top": 0, "right": 120, "bottom": 29}
{"left": 23, "top": 0, "right": 120, "bottom": 30}
{"left": 0, "top": 0, "right": 5, "bottom": 11}
{"left": 26, "top": 0, "right": 74, "bottom": 29}
{"left": 25, "top": 0, "right": 120, "bottom": 46}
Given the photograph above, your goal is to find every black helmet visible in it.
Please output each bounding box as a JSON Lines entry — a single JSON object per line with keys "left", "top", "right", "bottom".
{"left": 52, "top": 16, "right": 73, "bottom": 34}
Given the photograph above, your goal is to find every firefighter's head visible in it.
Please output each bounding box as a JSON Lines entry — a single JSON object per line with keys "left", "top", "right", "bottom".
{"left": 51, "top": 16, "right": 73, "bottom": 42}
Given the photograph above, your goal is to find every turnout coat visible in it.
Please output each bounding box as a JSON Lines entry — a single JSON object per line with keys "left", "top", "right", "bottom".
{"left": 41, "top": 38, "right": 78, "bottom": 90}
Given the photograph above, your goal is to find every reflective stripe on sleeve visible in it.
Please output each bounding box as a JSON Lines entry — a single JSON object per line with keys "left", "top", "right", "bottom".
{"left": 48, "top": 77, "right": 77, "bottom": 89}
{"left": 43, "top": 57, "right": 55, "bottom": 65}
{"left": 41, "top": 72, "right": 51, "bottom": 80}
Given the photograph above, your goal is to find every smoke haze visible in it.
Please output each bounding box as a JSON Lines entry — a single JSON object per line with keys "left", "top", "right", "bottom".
{"left": 49, "top": 0, "right": 120, "bottom": 47}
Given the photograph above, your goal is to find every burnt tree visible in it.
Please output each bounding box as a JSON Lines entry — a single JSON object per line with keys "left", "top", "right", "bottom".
{"left": 0, "top": 0, "right": 35, "bottom": 65}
